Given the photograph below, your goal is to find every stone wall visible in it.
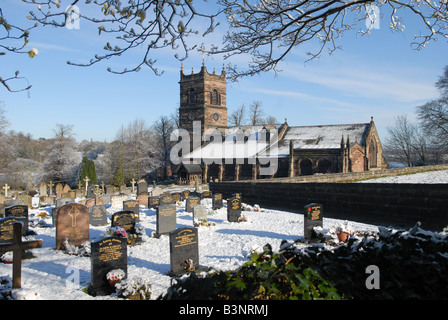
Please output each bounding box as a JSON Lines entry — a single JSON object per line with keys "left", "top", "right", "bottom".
{"left": 210, "top": 166, "right": 448, "bottom": 231}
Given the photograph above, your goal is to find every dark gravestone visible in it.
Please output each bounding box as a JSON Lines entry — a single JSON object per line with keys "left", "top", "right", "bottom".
{"left": 155, "top": 204, "right": 177, "bottom": 237}
{"left": 88, "top": 205, "right": 108, "bottom": 226}
{"left": 5, "top": 205, "right": 28, "bottom": 232}
{"left": 181, "top": 190, "right": 190, "bottom": 200}
{"left": 172, "top": 192, "right": 182, "bottom": 203}
{"left": 137, "top": 180, "right": 148, "bottom": 195}
{"left": 304, "top": 203, "right": 323, "bottom": 240}
{"left": 148, "top": 196, "right": 160, "bottom": 209}
{"left": 90, "top": 237, "right": 127, "bottom": 296}
{"left": 105, "top": 185, "right": 114, "bottom": 195}
{"left": 111, "top": 211, "right": 136, "bottom": 234}
{"left": 86, "top": 185, "right": 96, "bottom": 199}
{"left": 0, "top": 216, "right": 27, "bottom": 243}
{"left": 201, "top": 191, "right": 212, "bottom": 199}
{"left": 55, "top": 203, "right": 89, "bottom": 250}
{"left": 185, "top": 196, "right": 200, "bottom": 213}
{"left": 227, "top": 197, "right": 242, "bottom": 222}
{"left": 212, "top": 193, "right": 223, "bottom": 210}
{"left": 123, "top": 200, "right": 140, "bottom": 222}
{"left": 52, "top": 198, "right": 75, "bottom": 226}
{"left": 159, "top": 194, "right": 174, "bottom": 206}
{"left": 169, "top": 227, "right": 199, "bottom": 276}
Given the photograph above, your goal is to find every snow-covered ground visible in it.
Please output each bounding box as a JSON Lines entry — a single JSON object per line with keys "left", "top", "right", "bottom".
{"left": 359, "top": 169, "right": 448, "bottom": 184}
{"left": 1, "top": 169, "right": 445, "bottom": 300}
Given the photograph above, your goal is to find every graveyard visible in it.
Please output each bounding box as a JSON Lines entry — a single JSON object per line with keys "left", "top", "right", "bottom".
{"left": 0, "top": 169, "right": 447, "bottom": 300}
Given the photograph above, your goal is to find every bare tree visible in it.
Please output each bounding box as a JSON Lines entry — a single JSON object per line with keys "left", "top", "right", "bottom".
{"left": 386, "top": 114, "right": 417, "bottom": 167}
{"left": 416, "top": 99, "right": 448, "bottom": 152}
{"left": 248, "top": 101, "right": 265, "bottom": 126}
{"left": 228, "top": 104, "right": 246, "bottom": 126}
{"left": 153, "top": 115, "right": 175, "bottom": 179}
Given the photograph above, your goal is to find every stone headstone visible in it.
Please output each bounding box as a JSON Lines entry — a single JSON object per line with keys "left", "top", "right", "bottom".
{"left": 123, "top": 200, "right": 140, "bottom": 222}
{"left": 304, "top": 203, "right": 323, "bottom": 240}
{"left": 56, "top": 197, "right": 75, "bottom": 208}
{"left": 172, "top": 192, "right": 182, "bottom": 203}
{"left": 148, "top": 196, "right": 159, "bottom": 209}
{"left": 39, "top": 182, "right": 47, "bottom": 197}
{"left": 89, "top": 205, "right": 108, "bottom": 226}
{"left": 151, "top": 188, "right": 163, "bottom": 197}
{"left": 62, "top": 184, "right": 71, "bottom": 194}
{"left": 55, "top": 183, "right": 63, "bottom": 197}
{"left": 110, "top": 194, "right": 128, "bottom": 209}
{"left": 55, "top": 203, "right": 89, "bottom": 250}
{"left": 111, "top": 211, "right": 136, "bottom": 234}
{"left": 90, "top": 237, "right": 127, "bottom": 296}
{"left": 105, "top": 185, "right": 114, "bottom": 195}
{"left": 137, "top": 180, "right": 148, "bottom": 195}
{"left": 0, "top": 216, "right": 27, "bottom": 243}
{"left": 169, "top": 227, "right": 199, "bottom": 276}
{"left": 4, "top": 199, "right": 24, "bottom": 207}
{"left": 155, "top": 204, "right": 177, "bottom": 237}
{"left": 212, "top": 193, "right": 223, "bottom": 210}
{"left": 185, "top": 196, "right": 200, "bottom": 213}
{"left": 86, "top": 185, "right": 96, "bottom": 199}
{"left": 193, "top": 205, "right": 207, "bottom": 222}
{"left": 5, "top": 205, "right": 28, "bottom": 232}
{"left": 136, "top": 193, "right": 150, "bottom": 206}
{"left": 227, "top": 197, "right": 242, "bottom": 222}
{"left": 159, "top": 194, "right": 174, "bottom": 206}
{"left": 17, "top": 194, "right": 32, "bottom": 208}
{"left": 100, "top": 194, "right": 111, "bottom": 205}
{"left": 181, "top": 190, "right": 190, "bottom": 200}
{"left": 201, "top": 191, "right": 212, "bottom": 199}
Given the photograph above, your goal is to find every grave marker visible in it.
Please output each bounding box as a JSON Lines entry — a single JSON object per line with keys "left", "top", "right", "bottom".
{"left": 227, "top": 197, "right": 242, "bottom": 222}
{"left": 111, "top": 211, "right": 136, "bottom": 234}
{"left": 212, "top": 193, "right": 223, "bottom": 210}
{"left": 185, "top": 196, "right": 200, "bottom": 213}
{"left": 0, "top": 216, "right": 27, "bottom": 242}
{"left": 304, "top": 203, "right": 323, "bottom": 240}
{"left": 90, "top": 237, "right": 127, "bottom": 296}
{"left": 193, "top": 205, "right": 207, "bottom": 222}
{"left": 89, "top": 205, "right": 108, "bottom": 226}
{"left": 123, "top": 199, "right": 140, "bottom": 222}
{"left": 148, "top": 196, "right": 159, "bottom": 209}
{"left": 3, "top": 184, "right": 10, "bottom": 198}
{"left": 159, "top": 194, "right": 174, "bottom": 206}
{"left": 55, "top": 203, "right": 89, "bottom": 250}
{"left": 169, "top": 227, "right": 199, "bottom": 276}
{"left": 155, "top": 204, "right": 177, "bottom": 237}
{"left": 5, "top": 205, "right": 28, "bottom": 233}
{"left": 137, "top": 180, "right": 148, "bottom": 195}
{"left": 0, "top": 223, "right": 42, "bottom": 288}
{"left": 39, "top": 182, "right": 47, "bottom": 197}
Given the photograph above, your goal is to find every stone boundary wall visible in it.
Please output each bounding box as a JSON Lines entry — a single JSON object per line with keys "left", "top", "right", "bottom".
{"left": 210, "top": 175, "right": 448, "bottom": 231}
{"left": 248, "top": 164, "right": 448, "bottom": 183}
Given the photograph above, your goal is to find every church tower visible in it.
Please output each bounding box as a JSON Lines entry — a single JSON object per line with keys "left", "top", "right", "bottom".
{"left": 179, "top": 63, "right": 227, "bottom": 134}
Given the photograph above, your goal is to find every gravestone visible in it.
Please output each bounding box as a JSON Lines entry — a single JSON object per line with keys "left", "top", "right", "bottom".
{"left": 105, "top": 185, "right": 114, "bottom": 195}
{"left": 39, "top": 182, "right": 47, "bottom": 197}
{"left": 56, "top": 197, "right": 74, "bottom": 208}
{"left": 90, "top": 237, "right": 127, "bottom": 296}
{"left": 136, "top": 193, "right": 150, "bottom": 206}
{"left": 0, "top": 216, "right": 27, "bottom": 243}
{"left": 227, "top": 197, "right": 242, "bottom": 222}
{"left": 193, "top": 205, "right": 207, "bottom": 222}
{"left": 17, "top": 194, "right": 32, "bottom": 208}
{"left": 232, "top": 193, "right": 242, "bottom": 201}
{"left": 181, "top": 190, "right": 190, "bottom": 200}
{"left": 55, "top": 203, "right": 89, "bottom": 250}
{"left": 62, "top": 184, "right": 71, "bottom": 194}
{"left": 212, "top": 193, "right": 223, "bottom": 210}
{"left": 172, "top": 192, "right": 182, "bottom": 203}
{"left": 111, "top": 211, "right": 136, "bottom": 234}
{"left": 137, "top": 180, "right": 148, "bottom": 195}
{"left": 303, "top": 203, "right": 323, "bottom": 240}
{"left": 159, "top": 194, "right": 174, "bottom": 206}
{"left": 89, "top": 205, "right": 108, "bottom": 226}
{"left": 151, "top": 188, "right": 163, "bottom": 197}
{"left": 5, "top": 205, "right": 28, "bottom": 233}
{"left": 4, "top": 199, "right": 24, "bottom": 207}
{"left": 201, "top": 191, "right": 212, "bottom": 199}
{"left": 185, "top": 196, "right": 200, "bottom": 213}
{"left": 148, "top": 196, "right": 159, "bottom": 209}
{"left": 100, "top": 194, "right": 111, "bottom": 205}
{"left": 155, "top": 204, "right": 177, "bottom": 237}
{"left": 0, "top": 223, "right": 42, "bottom": 289}
{"left": 110, "top": 194, "right": 128, "bottom": 209}
{"left": 123, "top": 200, "right": 140, "bottom": 222}
{"left": 86, "top": 185, "right": 96, "bottom": 199}
{"left": 55, "top": 183, "right": 63, "bottom": 197}
{"left": 52, "top": 197, "right": 75, "bottom": 226}
{"left": 169, "top": 227, "right": 199, "bottom": 276}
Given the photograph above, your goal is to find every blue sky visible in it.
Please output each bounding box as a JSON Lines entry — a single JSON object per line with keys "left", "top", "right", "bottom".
{"left": 1, "top": 1, "right": 446, "bottom": 143}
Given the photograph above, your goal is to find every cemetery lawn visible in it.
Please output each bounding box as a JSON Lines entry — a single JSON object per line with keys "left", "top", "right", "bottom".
{"left": 1, "top": 169, "right": 447, "bottom": 300}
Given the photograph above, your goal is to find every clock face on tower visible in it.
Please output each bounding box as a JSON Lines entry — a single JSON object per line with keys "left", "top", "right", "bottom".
{"left": 188, "top": 112, "right": 195, "bottom": 121}
{"left": 213, "top": 113, "right": 219, "bottom": 121}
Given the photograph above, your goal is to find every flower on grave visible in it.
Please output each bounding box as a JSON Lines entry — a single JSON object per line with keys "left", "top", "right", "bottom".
{"left": 115, "top": 277, "right": 152, "bottom": 300}
{"left": 335, "top": 220, "right": 353, "bottom": 234}
{"left": 106, "top": 269, "right": 126, "bottom": 282}
{"left": 106, "top": 226, "right": 127, "bottom": 238}
{"left": 183, "top": 259, "right": 197, "bottom": 272}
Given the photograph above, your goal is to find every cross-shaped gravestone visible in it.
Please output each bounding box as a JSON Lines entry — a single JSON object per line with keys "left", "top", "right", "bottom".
{"left": 100, "top": 181, "right": 105, "bottom": 193}
{"left": 3, "top": 184, "right": 10, "bottom": 198}
{"left": 84, "top": 176, "right": 90, "bottom": 194}
{"left": 0, "top": 223, "right": 42, "bottom": 288}
{"left": 130, "top": 178, "right": 136, "bottom": 194}
{"left": 77, "top": 180, "right": 83, "bottom": 190}
{"left": 94, "top": 185, "right": 101, "bottom": 205}
{"left": 48, "top": 181, "right": 54, "bottom": 196}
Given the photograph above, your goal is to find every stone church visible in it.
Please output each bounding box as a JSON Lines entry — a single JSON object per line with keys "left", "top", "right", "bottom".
{"left": 174, "top": 63, "right": 387, "bottom": 183}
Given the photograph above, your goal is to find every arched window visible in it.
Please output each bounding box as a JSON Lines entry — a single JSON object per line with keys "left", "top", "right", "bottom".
{"left": 210, "top": 89, "right": 220, "bottom": 105}
{"left": 189, "top": 88, "right": 196, "bottom": 104}
{"left": 369, "top": 139, "right": 377, "bottom": 168}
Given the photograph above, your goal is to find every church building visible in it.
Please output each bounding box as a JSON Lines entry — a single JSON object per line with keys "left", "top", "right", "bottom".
{"left": 175, "top": 63, "right": 387, "bottom": 184}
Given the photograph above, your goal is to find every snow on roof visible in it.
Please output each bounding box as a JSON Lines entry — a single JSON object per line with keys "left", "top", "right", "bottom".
{"left": 284, "top": 123, "right": 369, "bottom": 149}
